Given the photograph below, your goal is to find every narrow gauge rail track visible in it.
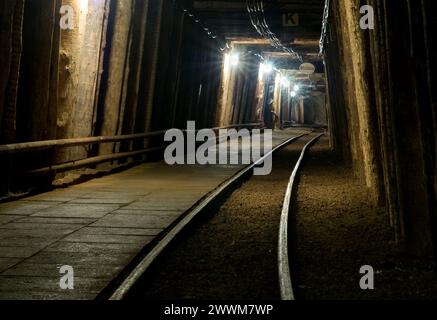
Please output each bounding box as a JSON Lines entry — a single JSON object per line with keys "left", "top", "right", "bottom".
{"left": 278, "top": 133, "right": 324, "bottom": 300}
{"left": 104, "top": 130, "right": 323, "bottom": 300}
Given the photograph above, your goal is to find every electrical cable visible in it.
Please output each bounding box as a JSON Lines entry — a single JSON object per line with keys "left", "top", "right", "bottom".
{"left": 246, "top": 0, "right": 302, "bottom": 61}
{"left": 319, "top": 0, "right": 330, "bottom": 55}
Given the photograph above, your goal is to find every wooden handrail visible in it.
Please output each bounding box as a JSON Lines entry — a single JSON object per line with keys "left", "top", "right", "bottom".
{"left": 27, "top": 147, "right": 165, "bottom": 176}
{"left": 0, "top": 124, "right": 260, "bottom": 155}
{"left": 0, "top": 131, "right": 166, "bottom": 155}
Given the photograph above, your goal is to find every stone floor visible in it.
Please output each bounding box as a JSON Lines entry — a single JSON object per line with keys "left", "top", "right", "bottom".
{"left": 0, "top": 129, "right": 307, "bottom": 299}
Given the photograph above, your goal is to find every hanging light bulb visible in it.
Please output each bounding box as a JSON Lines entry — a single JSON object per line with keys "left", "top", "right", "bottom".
{"left": 230, "top": 52, "right": 240, "bottom": 66}
{"left": 263, "top": 62, "right": 273, "bottom": 74}
{"left": 79, "top": 0, "right": 89, "bottom": 13}
{"left": 293, "top": 84, "right": 300, "bottom": 92}
{"left": 290, "top": 91, "right": 297, "bottom": 97}
{"left": 280, "top": 77, "right": 290, "bottom": 88}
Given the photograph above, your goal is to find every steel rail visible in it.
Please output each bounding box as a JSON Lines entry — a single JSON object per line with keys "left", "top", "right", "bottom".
{"left": 108, "top": 131, "right": 310, "bottom": 300}
{"left": 278, "top": 133, "right": 324, "bottom": 300}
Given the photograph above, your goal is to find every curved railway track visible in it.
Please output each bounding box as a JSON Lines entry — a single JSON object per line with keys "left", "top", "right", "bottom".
{"left": 278, "top": 133, "right": 324, "bottom": 300}
{"left": 103, "top": 130, "right": 324, "bottom": 300}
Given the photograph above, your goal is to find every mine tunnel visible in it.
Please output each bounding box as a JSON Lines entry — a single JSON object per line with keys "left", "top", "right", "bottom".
{"left": 0, "top": 0, "right": 436, "bottom": 303}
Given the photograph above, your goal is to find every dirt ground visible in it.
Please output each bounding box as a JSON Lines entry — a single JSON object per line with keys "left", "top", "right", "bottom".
{"left": 127, "top": 136, "right": 315, "bottom": 300}
{"left": 127, "top": 135, "right": 437, "bottom": 300}
{"left": 293, "top": 137, "right": 437, "bottom": 300}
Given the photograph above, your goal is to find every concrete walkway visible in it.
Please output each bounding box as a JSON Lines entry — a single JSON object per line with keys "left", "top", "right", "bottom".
{"left": 0, "top": 129, "right": 307, "bottom": 299}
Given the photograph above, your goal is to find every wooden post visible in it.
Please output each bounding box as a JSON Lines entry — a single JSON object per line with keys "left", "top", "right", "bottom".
{"left": 97, "top": 0, "right": 133, "bottom": 156}
{"left": 1, "top": 0, "right": 25, "bottom": 144}
{"left": 57, "top": 0, "right": 107, "bottom": 162}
